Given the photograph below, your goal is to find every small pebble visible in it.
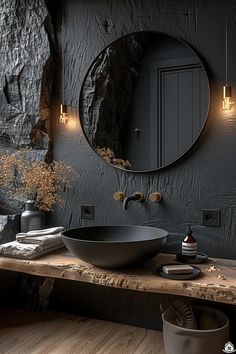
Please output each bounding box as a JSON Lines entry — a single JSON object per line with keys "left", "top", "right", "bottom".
{"left": 206, "top": 265, "right": 220, "bottom": 272}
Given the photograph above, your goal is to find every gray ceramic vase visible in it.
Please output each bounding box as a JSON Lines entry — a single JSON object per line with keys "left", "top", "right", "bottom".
{"left": 21, "top": 200, "right": 45, "bottom": 233}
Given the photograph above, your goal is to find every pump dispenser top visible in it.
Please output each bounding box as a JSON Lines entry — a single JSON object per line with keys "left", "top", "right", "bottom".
{"left": 182, "top": 225, "right": 197, "bottom": 259}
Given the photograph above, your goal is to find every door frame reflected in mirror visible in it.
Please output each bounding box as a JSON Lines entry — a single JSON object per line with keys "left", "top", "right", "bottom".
{"left": 79, "top": 31, "right": 210, "bottom": 173}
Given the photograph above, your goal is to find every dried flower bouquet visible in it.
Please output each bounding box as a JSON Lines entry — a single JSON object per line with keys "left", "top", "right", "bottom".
{"left": 0, "top": 149, "right": 78, "bottom": 211}
{"left": 96, "top": 146, "right": 132, "bottom": 169}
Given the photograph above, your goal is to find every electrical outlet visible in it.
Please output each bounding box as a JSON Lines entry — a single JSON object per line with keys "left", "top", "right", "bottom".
{"left": 81, "top": 205, "right": 95, "bottom": 220}
{"left": 202, "top": 209, "right": 221, "bottom": 227}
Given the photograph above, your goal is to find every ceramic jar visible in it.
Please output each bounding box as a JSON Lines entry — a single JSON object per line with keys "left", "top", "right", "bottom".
{"left": 21, "top": 200, "right": 45, "bottom": 232}
{"left": 162, "top": 305, "right": 229, "bottom": 354}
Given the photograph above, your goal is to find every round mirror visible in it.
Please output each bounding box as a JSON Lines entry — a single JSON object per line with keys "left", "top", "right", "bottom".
{"left": 79, "top": 31, "right": 210, "bottom": 172}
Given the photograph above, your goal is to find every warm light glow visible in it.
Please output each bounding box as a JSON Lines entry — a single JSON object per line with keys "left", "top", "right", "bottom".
{"left": 222, "top": 96, "right": 232, "bottom": 110}
{"left": 66, "top": 112, "right": 81, "bottom": 131}
{"left": 222, "top": 85, "right": 234, "bottom": 110}
{"left": 60, "top": 104, "right": 68, "bottom": 124}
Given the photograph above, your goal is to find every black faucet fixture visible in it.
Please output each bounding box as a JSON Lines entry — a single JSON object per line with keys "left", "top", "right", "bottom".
{"left": 122, "top": 192, "right": 144, "bottom": 210}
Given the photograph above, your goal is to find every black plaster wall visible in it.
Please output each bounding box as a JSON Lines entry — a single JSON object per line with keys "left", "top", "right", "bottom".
{"left": 0, "top": 0, "right": 235, "bottom": 333}
{"left": 51, "top": 0, "right": 236, "bottom": 259}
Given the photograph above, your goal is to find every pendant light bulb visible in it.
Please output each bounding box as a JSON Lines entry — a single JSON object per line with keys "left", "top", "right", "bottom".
{"left": 222, "top": 85, "right": 233, "bottom": 110}
{"left": 60, "top": 104, "right": 68, "bottom": 124}
{"left": 60, "top": 5, "right": 68, "bottom": 123}
{"left": 222, "top": 4, "right": 234, "bottom": 110}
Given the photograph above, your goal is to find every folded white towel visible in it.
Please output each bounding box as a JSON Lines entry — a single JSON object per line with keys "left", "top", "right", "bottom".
{"left": 16, "top": 226, "right": 64, "bottom": 247}
{"left": 18, "top": 234, "right": 63, "bottom": 246}
{"left": 0, "top": 226, "right": 66, "bottom": 259}
{"left": 16, "top": 226, "right": 64, "bottom": 238}
{"left": 0, "top": 241, "right": 64, "bottom": 259}
{"left": 16, "top": 232, "right": 64, "bottom": 247}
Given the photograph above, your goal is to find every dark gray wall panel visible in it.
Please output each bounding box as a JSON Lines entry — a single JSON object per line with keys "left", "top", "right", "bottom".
{"left": 51, "top": 0, "right": 236, "bottom": 259}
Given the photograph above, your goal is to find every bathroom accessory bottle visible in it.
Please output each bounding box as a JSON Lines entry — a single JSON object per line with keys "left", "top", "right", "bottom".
{"left": 181, "top": 225, "right": 197, "bottom": 259}
{"left": 21, "top": 200, "right": 45, "bottom": 232}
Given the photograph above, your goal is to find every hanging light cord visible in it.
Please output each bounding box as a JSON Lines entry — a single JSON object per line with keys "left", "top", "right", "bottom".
{"left": 225, "top": 3, "right": 228, "bottom": 85}
{"left": 61, "top": 5, "right": 65, "bottom": 104}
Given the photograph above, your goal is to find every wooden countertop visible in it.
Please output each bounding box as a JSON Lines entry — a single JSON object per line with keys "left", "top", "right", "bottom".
{"left": 0, "top": 249, "right": 235, "bottom": 305}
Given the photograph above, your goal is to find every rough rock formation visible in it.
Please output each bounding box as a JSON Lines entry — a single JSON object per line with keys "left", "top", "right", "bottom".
{"left": 80, "top": 33, "right": 145, "bottom": 157}
{"left": 0, "top": 214, "right": 20, "bottom": 245}
{"left": 0, "top": 0, "right": 54, "bottom": 241}
{"left": 0, "top": 0, "right": 53, "bottom": 149}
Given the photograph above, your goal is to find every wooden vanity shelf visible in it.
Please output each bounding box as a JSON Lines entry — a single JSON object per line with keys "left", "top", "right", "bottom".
{"left": 0, "top": 250, "right": 235, "bottom": 305}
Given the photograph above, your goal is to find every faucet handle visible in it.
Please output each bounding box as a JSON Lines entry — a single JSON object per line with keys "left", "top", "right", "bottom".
{"left": 133, "top": 192, "right": 144, "bottom": 202}
{"left": 113, "top": 191, "right": 125, "bottom": 201}
{"left": 149, "top": 192, "right": 162, "bottom": 203}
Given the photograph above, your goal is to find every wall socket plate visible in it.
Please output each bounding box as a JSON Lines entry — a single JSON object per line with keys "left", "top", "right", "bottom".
{"left": 81, "top": 205, "right": 95, "bottom": 220}
{"left": 202, "top": 209, "right": 221, "bottom": 227}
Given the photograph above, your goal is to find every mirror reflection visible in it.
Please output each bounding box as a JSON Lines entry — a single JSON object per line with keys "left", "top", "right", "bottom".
{"left": 79, "top": 32, "right": 210, "bottom": 172}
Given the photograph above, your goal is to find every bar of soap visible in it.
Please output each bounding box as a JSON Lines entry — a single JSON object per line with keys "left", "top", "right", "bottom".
{"left": 162, "top": 264, "right": 194, "bottom": 274}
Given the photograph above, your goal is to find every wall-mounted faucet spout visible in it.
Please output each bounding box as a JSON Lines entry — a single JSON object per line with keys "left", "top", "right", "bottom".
{"left": 123, "top": 192, "right": 144, "bottom": 210}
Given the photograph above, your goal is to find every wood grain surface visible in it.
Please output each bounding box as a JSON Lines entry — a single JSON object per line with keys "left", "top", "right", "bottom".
{"left": 0, "top": 250, "right": 235, "bottom": 305}
{"left": 0, "top": 308, "right": 164, "bottom": 354}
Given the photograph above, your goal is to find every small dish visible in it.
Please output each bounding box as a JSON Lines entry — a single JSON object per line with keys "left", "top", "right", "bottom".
{"left": 176, "top": 253, "right": 208, "bottom": 264}
{"left": 156, "top": 263, "right": 201, "bottom": 280}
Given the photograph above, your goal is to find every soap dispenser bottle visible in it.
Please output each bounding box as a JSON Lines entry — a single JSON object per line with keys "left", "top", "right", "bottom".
{"left": 182, "top": 225, "right": 197, "bottom": 259}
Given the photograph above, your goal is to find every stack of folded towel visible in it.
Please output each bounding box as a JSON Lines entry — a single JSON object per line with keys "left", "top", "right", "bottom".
{"left": 0, "top": 226, "right": 65, "bottom": 259}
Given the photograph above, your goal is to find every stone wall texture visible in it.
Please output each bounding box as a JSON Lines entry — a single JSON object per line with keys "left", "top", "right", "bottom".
{"left": 1, "top": 0, "right": 236, "bottom": 260}
{"left": 0, "top": 0, "right": 52, "bottom": 149}
{"left": 0, "top": 0, "right": 53, "bottom": 234}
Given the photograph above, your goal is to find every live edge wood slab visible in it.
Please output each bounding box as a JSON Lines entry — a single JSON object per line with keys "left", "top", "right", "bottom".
{"left": 0, "top": 249, "right": 235, "bottom": 305}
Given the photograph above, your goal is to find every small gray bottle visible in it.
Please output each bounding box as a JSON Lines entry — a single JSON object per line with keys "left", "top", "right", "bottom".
{"left": 21, "top": 200, "right": 45, "bottom": 232}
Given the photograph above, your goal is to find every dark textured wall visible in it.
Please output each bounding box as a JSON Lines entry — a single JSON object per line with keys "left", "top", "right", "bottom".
{"left": 0, "top": 0, "right": 54, "bottom": 308}
{"left": 0, "top": 0, "right": 54, "bottom": 238}
{"left": 51, "top": 0, "right": 236, "bottom": 259}
{"left": 0, "top": 0, "right": 235, "bottom": 332}
{"left": 0, "top": 0, "right": 53, "bottom": 149}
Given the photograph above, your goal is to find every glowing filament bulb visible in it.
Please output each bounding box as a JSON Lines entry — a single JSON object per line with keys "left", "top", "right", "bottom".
{"left": 60, "top": 104, "right": 68, "bottom": 123}
{"left": 222, "top": 85, "right": 234, "bottom": 110}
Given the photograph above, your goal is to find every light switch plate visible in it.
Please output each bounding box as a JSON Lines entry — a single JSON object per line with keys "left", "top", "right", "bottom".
{"left": 202, "top": 209, "right": 221, "bottom": 227}
{"left": 81, "top": 205, "right": 95, "bottom": 220}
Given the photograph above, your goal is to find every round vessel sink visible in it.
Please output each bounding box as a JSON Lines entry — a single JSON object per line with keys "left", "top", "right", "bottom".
{"left": 62, "top": 225, "right": 168, "bottom": 269}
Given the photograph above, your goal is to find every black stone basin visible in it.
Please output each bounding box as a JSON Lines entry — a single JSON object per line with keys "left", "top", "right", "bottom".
{"left": 62, "top": 225, "right": 168, "bottom": 269}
